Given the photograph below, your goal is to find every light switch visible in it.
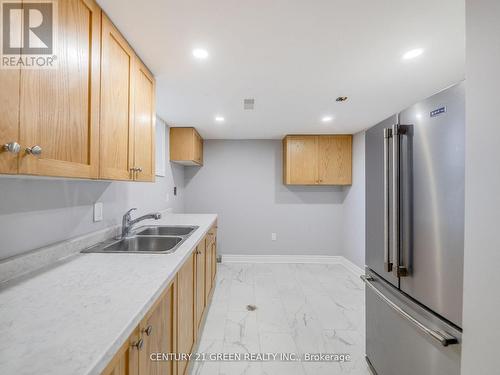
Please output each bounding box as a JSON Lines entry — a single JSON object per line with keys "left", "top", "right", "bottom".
{"left": 93, "top": 202, "right": 103, "bottom": 222}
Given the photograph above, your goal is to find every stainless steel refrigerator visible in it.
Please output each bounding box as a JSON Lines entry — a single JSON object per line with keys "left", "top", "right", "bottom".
{"left": 364, "top": 82, "right": 464, "bottom": 375}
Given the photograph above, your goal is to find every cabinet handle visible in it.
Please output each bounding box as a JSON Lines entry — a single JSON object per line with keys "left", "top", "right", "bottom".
{"left": 132, "top": 338, "right": 144, "bottom": 350}
{"left": 3, "top": 142, "right": 21, "bottom": 154}
{"left": 143, "top": 325, "right": 153, "bottom": 336}
{"left": 25, "top": 145, "right": 42, "bottom": 155}
{"left": 136, "top": 167, "right": 143, "bottom": 172}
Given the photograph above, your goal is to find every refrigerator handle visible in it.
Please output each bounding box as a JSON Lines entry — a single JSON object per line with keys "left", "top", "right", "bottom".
{"left": 361, "top": 275, "right": 458, "bottom": 346}
{"left": 392, "top": 124, "right": 408, "bottom": 277}
{"left": 383, "top": 128, "right": 393, "bottom": 272}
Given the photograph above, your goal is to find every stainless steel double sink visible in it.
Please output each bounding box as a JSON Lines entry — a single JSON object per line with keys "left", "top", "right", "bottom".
{"left": 82, "top": 225, "right": 199, "bottom": 254}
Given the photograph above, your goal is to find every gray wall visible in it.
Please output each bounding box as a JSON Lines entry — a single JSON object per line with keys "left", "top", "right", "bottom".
{"left": 184, "top": 140, "right": 349, "bottom": 257}
{"left": 461, "top": 1, "right": 500, "bottom": 373}
{"left": 0, "top": 119, "right": 184, "bottom": 260}
{"left": 341, "top": 132, "right": 365, "bottom": 267}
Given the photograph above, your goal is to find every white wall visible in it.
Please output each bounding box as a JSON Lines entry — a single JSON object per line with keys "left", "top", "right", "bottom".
{"left": 0, "top": 119, "right": 185, "bottom": 260}
{"left": 342, "top": 132, "right": 365, "bottom": 267}
{"left": 183, "top": 139, "right": 350, "bottom": 257}
{"left": 461, "top": 1, "right": 500, "bottom": 373}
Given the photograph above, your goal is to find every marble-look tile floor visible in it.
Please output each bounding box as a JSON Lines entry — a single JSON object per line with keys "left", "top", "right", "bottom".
{"left": 191, "top": 263, "right": 371, "bottom": 375}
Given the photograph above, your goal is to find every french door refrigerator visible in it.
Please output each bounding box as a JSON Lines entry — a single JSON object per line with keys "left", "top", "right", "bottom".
{"left": 364, "top": 82, "right": 464, "bottom": 375}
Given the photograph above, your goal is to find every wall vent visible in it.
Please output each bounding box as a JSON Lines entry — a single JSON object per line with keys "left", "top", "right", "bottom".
{"left": 244, "top": 98, "right": 255, "bottom": 110}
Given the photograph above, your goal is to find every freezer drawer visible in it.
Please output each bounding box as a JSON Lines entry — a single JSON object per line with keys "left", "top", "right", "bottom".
{"left": 365, "top": 271, "right": 461, "bottom": 375}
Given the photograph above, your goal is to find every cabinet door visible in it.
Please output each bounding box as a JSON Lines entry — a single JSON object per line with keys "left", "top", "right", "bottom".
{"left": 100, "top": 13, "right": 134, "bottom": 180}
{"left": 177, "top": 253, "right": 195, "bottom": 375}
{"left": 318, "top": 135, "right": 352, "bottom": 185}
{"left": 18, "top": 0, "right": 101, "bottom": 178}
{"left": 133, "top": 60, "right": 155, "bottom": 182}
{"left": 0, "top": 68, "right": 20, "bottom": 174}
{"left": 193, "top": 130, "right": 203, "bottom": 165}
{"left": 205, "top": 237, "right": 213, "bottom": 302}
{"left": 211, "top": 238, "right": 217, "bottom": 282}
{"left": 101, "top": 328, "right": 140, "bottom": 375}
{"left": 195, "top": 241, "right": 206, "bottom": 330}
{"left": 139, "top": 286, "right": 174, "bottom": 375}
{"left": 286, "top": 136, "right": 318, "bottom": 184}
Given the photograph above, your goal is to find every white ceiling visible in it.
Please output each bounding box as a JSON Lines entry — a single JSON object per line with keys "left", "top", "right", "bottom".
{"left": 97, "top": 0, "right": 465, "bottom": 139}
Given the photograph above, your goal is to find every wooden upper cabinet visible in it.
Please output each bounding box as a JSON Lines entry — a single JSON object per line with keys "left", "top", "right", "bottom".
{"left": 318, "top": 135, "right": 352, "bottom": 185}
{"left": 0, "top": 68, "right": 20, "bottom": 174}
{"left": 283, "top": 135, "right": 352, "bottom": 185}
{"left": 283, "top": 136, "right": 318, "bottom": 185}
{"left": 17, "top": 0, "right": 101, "bottom": 178}
{"left": 0, "top": 2, "right": 156, "bottom": 181}
{"left": 99, "top": 13, "right": 135, "bottom": 180}
{"left": 133, "top": 60, "right": 156, "bottom": 182}
{"left": 170, "top": 127, "right": 203, "bottom": 166}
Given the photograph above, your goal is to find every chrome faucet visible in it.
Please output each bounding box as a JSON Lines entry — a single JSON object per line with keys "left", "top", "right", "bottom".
{"left": 121, "top": 208, "right": 162, "bottom": 238}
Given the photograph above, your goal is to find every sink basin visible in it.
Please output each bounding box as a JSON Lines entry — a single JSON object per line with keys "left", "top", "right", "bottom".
{"left": 135, "top": 225, "right": 198, "bottom": 236}
{"left": 84, "top": 236, "right": 183, "bottom": 254}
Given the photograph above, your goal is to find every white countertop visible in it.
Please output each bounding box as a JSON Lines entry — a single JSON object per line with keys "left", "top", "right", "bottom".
{"left": 0, "top": 213, "right": 217, "bottom": 375}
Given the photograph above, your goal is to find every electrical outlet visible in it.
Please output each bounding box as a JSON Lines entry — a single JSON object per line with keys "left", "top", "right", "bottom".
{"left": 93, "top": 202, "right": 103, "bottom": 222}
{"left": 271, "top": 233, "right": 277, "bottom": 241}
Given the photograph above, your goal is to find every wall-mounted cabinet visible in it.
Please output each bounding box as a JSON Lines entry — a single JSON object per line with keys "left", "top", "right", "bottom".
{"left": 0, "top": 2, "right": 155, "bottom": 182}
{"left": 99, "top": 13, "right": 135, "bottom": 181}
{"left": 283, "top": 135, "right": 352, "bottom": 185}
{"left": 99, "top": 14, "right": 155, "bottom": 182}
{"left": 1, "top": 0, "right": 101, "bottom": 178}
{"left": 170, "top": 127, "right": 204, "bottom": 166}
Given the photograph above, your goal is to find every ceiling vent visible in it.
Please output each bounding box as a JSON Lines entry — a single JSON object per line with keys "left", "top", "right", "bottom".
{"left": 244, "top": 98, "right": 255, "bottom": 110}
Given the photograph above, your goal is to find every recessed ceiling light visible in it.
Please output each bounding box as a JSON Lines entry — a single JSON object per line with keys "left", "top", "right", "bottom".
{"left": 336, "top": 96, "right": 348, "bottom": 102}
{"left": 215, "top": 116, "right": 225, "bottom": 122}
{"left": 192, "top": 48, "right": 209, "bottom": 59}
{"left": 402, "top": 48, "right": 424, "bottom": 60}
{"left": 321, "top": 116, "right": 333, "bottom": 123}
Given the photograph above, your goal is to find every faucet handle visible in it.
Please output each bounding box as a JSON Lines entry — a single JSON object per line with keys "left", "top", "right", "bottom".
{"left": 124, "top": 208, "right": 137, "bottom": 217}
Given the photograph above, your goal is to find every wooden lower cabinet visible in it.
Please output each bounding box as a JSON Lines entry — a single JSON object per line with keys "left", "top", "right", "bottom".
{"left": 101, "top": 226, "right": 218, "bottom": 375}
{"left": 205, "top": 238, "right": 213, "bottom": 303}
{"left": 195, "top": 241, "right": 206, "bottom": 330}
{"left": 101, "top": 328, "right": 140, "bottom": 375}
{"left": 211, "top": 240, "right": 217, "bottom": 282}
{"left": 176, "top": 253, "right": 195, "bottom": 375}
{"left": 139, "top": 285, "right": 174, "bottom": 375}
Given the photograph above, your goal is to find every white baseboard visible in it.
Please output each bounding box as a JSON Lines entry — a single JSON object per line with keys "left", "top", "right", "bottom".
{"left": 221, "top": 254, "right": 364, "bottom": 277}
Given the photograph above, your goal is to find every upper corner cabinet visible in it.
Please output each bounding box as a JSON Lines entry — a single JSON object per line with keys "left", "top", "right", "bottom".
{"left": 99, "top": 13, "right": 156, "bottom": 181}
{"left": 283, "top": 134, "right": 352, "bottom": 185}
{"left": 0, "top": 0, "right": 102, "bottom": 178}
{"left": 170, "top": 127, "right": 204, "bottom": 166}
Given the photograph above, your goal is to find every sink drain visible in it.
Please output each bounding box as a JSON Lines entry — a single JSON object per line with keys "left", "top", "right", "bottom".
{"left": 246, "top": 304, "right": 257, "bottom": 311}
